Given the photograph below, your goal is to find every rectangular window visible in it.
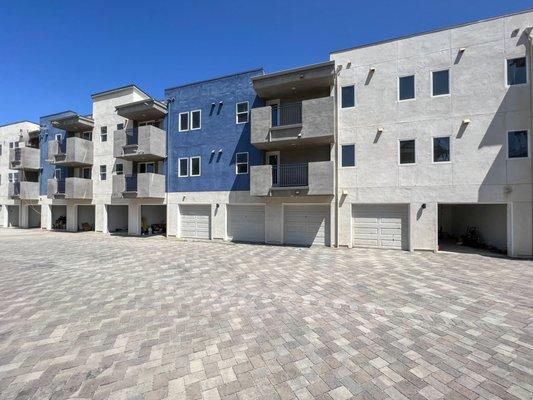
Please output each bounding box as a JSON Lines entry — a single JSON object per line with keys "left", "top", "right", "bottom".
{"left": 55, "top": 133, "right": 62, "bottom": 141}
{"left": 117, "top": 123, "right": 124, "bottom": 130}
{"left": 100, "top": 126, "right": 107, "bottom": 142}
{"left": 433, "top": 137, "right": 450, "bottom": 162}
{"left": 9, "top": 142, "right": 18, "bottom": 149}
{"left": 54, "top": 168, "right": 62, "bottom": 180}
{"left": 507, "top": 57, "right": 527, "bottom": 86}
{"left": 99, "top": 165, "right": 107, "bottom": 181}
{"left": 178, "top": 158, "right": 189, "bottom": 177}
{"left": 138, "top": 162, "right": 155, "bottom": 174}
{"left": 236, "top": 102, "right": 249, "bottom": 124}
{"left": 399, "top": 75, "right": 415, "bottom": 100}
{"left": 399, "top": 140, "right": 416, "bottom": 164}
{"left": 82, "top": 167, "right": 91, "bottom": 179}
{"left": 508, "top": 130, "right": 529, "bottom": 159}
{"left": 8, "top": 172, "right": 19, "bottom": 182}
{"left": 432, "top": 70, "right": 450, "bottom": 96}
{"left": 191, "top": 110, "right": 201, "bottom": 130}
{"left": 115, "top": 164, "right": 123, "bottom": 175}
{"left": 179, "top": 112, "right": 189, "bottom": 131}
{"left": 341, "top": 144, "right": 356, "bottom": 167}
{"left": 235, "top": 152, "right": 249, "bottom": 174}
{"left": 190, "top": 157, "right": 201, "bottom": 177}
{"left": 341, "top": 85, "right": 355, "bottom": 108}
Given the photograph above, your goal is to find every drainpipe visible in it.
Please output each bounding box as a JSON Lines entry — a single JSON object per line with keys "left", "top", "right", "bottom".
{"left": 165, "top": 97, "right": 175, "bottom": 198}
{"left": 333, "top": 65, "right": 340, "bottom": 248}
{"left": 527, "top": 28, "right": 533, "bottom": 256}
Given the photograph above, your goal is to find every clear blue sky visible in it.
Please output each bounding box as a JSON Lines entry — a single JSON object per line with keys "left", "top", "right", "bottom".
{"left": 0, "top": 0, "right": 530, "bottom": 124}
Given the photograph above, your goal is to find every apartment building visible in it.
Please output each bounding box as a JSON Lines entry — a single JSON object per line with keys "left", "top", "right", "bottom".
{"left": 332, "top": 10, "right": 533, "bottom": 257}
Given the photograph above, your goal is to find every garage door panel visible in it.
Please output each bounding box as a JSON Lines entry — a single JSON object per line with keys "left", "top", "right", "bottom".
{"left": 227, "top": 205, "right": 265, "bottom": 243}
{"left": 284, "top": 205, "right": 330, "bottom": 246}
{"left": 180, "top": 205, "right": 210, "bottom": 239}
{"left": 353, "top": 205, "right": 407, "bottom": 250}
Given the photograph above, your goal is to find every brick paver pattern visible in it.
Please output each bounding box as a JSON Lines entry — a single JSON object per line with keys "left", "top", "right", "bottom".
{"left": 0, "top": 229, "right": 532, "bottom": 400}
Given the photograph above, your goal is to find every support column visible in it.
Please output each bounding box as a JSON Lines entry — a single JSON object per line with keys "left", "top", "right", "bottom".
{"left": 128, "top": 203, "right": 141, "bottom": 236}
{"left": 212, "top": 203, "right": 226, "bottom": 240}
{"left": 43, "top": 204, "right": 52, "bottom": 230}
{"left": 167, "top": 203, "right": 178, "bottom": 237}
{"left": 1, "top": 204, "right": 8, "bottom": 228}
{"left": 19, "top": 202, "right": 29, "bottom": 229}
{"left": 409, "top": 202, "right": 438, "bottom": 252}
{"left": 508, "top": 201, "right": 533, "bottom": 258}
{"left": 338, "top": 197, "right": 352, "bottom": 247}
{"left": 95, "top": 204, "right": 107, "bottom": 233}
{"left": 66, "top": 204, "right": 77, "bottom": 232}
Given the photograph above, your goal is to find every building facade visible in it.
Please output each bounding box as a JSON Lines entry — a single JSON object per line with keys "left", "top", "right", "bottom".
{"left": 0, "top": 9, "right": 531, "bottom": 257}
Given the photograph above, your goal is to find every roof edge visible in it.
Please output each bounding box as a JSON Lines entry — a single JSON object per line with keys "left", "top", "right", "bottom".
{"left": 91, "top": 84, "right": 152, "bottom": 100}
{"left": 0, "top": 120, "right": 39, "bottom": 128}
{"left": 252, "top": 61, "right": 334, "bottom": 82}
{"left": 165, "top": 68, "right": 264, "bottom": 93}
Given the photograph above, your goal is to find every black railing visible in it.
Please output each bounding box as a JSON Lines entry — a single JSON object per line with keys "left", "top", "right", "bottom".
{"left": 12, "top": 182, "right": 20, "bottom": 196}
{"left": 125, "top": 129, "right": 139, "bottom": 146}
{"left": 125, "top": 174, "right": 138, "bottom": 192}
{"left": 13, "top": 148, "right": 21, "bottom": 161}
{"left": 271, "top": 102, "right": 302, "bottom": 127}
{"left": 272, "top": 163, "right": 308, "bottom": 187}
{"left": 56, "top": 180, "right": 65, "bottom": 194}
{"left": 57, "top": 140, "right": 67, "bottom": 154}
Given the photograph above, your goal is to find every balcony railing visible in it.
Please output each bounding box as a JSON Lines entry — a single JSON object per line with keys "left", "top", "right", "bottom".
{"left": 56, "top": 180, "right": 66, "bottom": 194}
{"left": 12, "top": 182, "right": 20, "bottom": 197}
{"left": 125, "top": 129, "right": 139, "bottom": 146}
{"left": 271, "top": 102, "right": 302, "bottom": 127}
{"left": 272, "top": 163, "right": 308, "bottom": 187}
{"left": 125, "top": 174, "right": 138, "bottom": 191}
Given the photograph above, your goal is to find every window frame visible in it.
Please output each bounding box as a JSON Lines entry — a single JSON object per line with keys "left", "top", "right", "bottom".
{"left": 190, "top": 110, "right": 202, "bottom": 131}
{"left": 341, "top": 85, "right": 356, "bottom": 108}
{"left": 431, "top": 69, "right": 450, "bottom": 97}
{"left": 506, "top": 130, "right": 530, "bottom": 160}
{"left": 341, "top": 144, "right": 356, "bottom": 168}
{"left": 117, "top": 123, "right": 124, "bottom": 131}
{"left": 235, "top": 152, "right": 249, "bottom": 175}
{"left": 505, "top": 56, "right": 528, "bottom": 87}
{"left": 55, "top": 133, "right": 62, "bottom": 142}
{"left": 432, "top": 136, "right": 452, "bottom": 164}
{"left": 190, "top": 156, "right": 201, "bottom": 177}
{"left": 398, "top": 139, "right": 417, "bottom": 165}
{"left": 398, "top": 74, "right": 416, "bottom": 102}
{"left": 54, "top": 168, "right": 62, "bottom": 180}
{"left": 100, "top": 126, "right": 108, "bottom": 142}
{"left": 236, "top": 101, "right": 249, "bottom": 124}
{"left": 178, "top": 158, "right": 189, "bottom": 177}
{"left": 99, "top": 165, "right": 107, "bottom": 181}
{"left": 179, "top": 112, "right": 190, "bottom": 132}
{"left": 115, "top": 163, "right": 124, "bottom": 175}
{"left": 138, "top": 162, "right": 155, "bottom": 174}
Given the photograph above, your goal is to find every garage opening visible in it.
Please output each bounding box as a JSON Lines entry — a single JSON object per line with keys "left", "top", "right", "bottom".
{"left": 78, "top": 205, "right": 95, "bottom": 231}
{"left": 438, "top": 204, "right": 507, "bottom": 255}
{"left": 141, "top": 205, "right": 166, "bottom": 235}
{"left": 227, "top": 205, "right": 265, "bottom": 243}
{"left": 51, "top": 205, "right": 67, "bottom": 230}
{"left": 107, "top": 205, "right": 128, "bottom": 234}
{"left": 352, "top": 204, "right": 409, "bottom": 250}
{"left": 28, "top": 205, "right": 41, "bottom": 228}
{"left": 180, "top": 205, "right": 211, "bottom": 239}
{"left": 7, "top": 205, "right": 19, "bottom": 227}
{"left": 284, "top": 204, "right": 330, "bottom": 247}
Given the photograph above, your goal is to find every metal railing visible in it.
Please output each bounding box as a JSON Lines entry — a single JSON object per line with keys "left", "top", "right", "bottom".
{"left": 57, "top": 139, "right": 67, "bottom": 154}
{"left": 125, "top": 174, "right": 138, "bottom": 192}
{"left": 271, "top": 102, "right": 302, "bottom": 127}
{"left": 272, "top": 163, "right": 308, "bottom": 187}
{"left": 56, "top": 180, "right": 65, "bottom": 194}
{"left": 12, "top": 182, "right": 20, "bottom": 196}
{"left": 125, "top": 129, "right": 139, "bottom": 146}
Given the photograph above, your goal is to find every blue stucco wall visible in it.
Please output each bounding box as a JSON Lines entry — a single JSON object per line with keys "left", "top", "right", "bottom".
{"left": 165, "top": 69, "right": 264, "bottom": 192}
{"left": 39, "top": 111, "right": 76, "bottom": 196}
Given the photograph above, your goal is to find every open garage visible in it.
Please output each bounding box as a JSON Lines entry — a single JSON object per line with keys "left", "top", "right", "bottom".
{"left": 438, "top": 204, "right": 507, "bottom": 255}
{"left": 7, "top": 205, "right": 19, "bottom": 227}
{"left": 227, "top": 204, "right": 265, "bottom": 243}
{"left": 77, "top": 205, "right": 95, "bottom": 231}
{"left": 51, "top": 205, "right": 67, "bottom": 230}
{"left": 140, "top": 205, "right": 166, "bottom": 235}
{"left": 28, "top": 205, "right": 41, "bottom": 228}
{"left": 107, "top": 205, "right": 128, "bottom": 234}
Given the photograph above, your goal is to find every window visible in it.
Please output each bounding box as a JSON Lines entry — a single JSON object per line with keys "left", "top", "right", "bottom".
{"left": 178, "top": 158, "right": 189, "bottom": 177}
{"left": 99, "top": 165, "right": 107, "bottom": 181}
{"left": 82, "top": 167, "right": 91, "bottom": 179}
{"left": 9, "top": 142, "right": 18, "bottom": 149}
{"left": 433, "top": 137, "right": 450, "bottom": 162}
{"left": 508, "top": 130, "right": 529, "bottom": 159}
{"left": 115, "top": 164, "right": 123, "bottom": 175}
{"left": 341, "top": 85, "right": 355, "bottom": 108}
{"left": 0, "top": 145, "right": 2, "bottom": 156}
{"left": 235, "top": 152, "right": 249, "bottom": 174}
{"left": 100, "top": 126, "right": 107, "bottom": 142}
{"left": 341, "top": 144, "right": 356, "bottom": 167}
{"left": 55, "top": 134, "right": 62, "bottom": 141}
{"left": 190, "top": 157, "right": 201, "bottom": 177}
{"left": 399, "top": 140, "right": 416, "bottom": 164}
{"left": 8, "top": 172, "right": 18, "bottom": 182}
{"left": 54, "top": 169, "right": 62, "bottom": 180}
{"left": 399, "top": 75, "right": 415, "bottom": 100}
{"left": 432, "top": 70, "right": 449, "bottom": 96}
{"left": 179, "top": 112, "right": 189, "bottom": 132}
{"left": 138, "top": 162, "right": 155, "bottom": 174}
{"left": 236, "top": 102, "right": 249, "bottom": 124}
{"left": 191, "top": 110, "right": 201, "bottom": 130}
{"left": 507, "top": 57, "right": 527, "bottom": 86}
{"left": 117, "top": 123, "right": 124, "bottom": 130}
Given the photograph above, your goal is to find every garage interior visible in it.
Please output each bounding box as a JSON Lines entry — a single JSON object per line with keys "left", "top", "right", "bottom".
{"left": 438, "top": 204, "right": 507, "bottom": 254}
{"left": 77, "top": 205, "right": 95, "bottom": 231}
{"left": 28, "top": 205, "right": 41, "bottom": 228}
{"left": 51, "top": 205, "right": 67, "bottom": 230}
{"left": 7, "top": 205, "right": 19, "bottom": 227}
{"left": 141, "top": 205, "right": 166, "bottom": 235}
{"left": 107, "top": 205, "right": 128, "bottom": 234}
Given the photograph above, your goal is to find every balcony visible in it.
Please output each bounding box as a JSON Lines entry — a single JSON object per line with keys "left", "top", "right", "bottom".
{"left": 251, "top": 97, "right": 334, "bottom": 149}
{"left": 8, "top": 181, "right": 39, "bottom": 200}
{"left": 48, "top": 137, "right": 93, "bottom": 167}
{"left": 113, "top": 126, "right": 166, "bottom": 161}
{"left": 250, "top": 161, "right": 334, "bottom": 197}
{"left": 112, "top": 173, "right": 165, "bottom": 199}
{"left": 47, "top": 178, "right": 92, "bottom": 199}
{"left": 9, "top": 146, "right": 40, "bottom": 170}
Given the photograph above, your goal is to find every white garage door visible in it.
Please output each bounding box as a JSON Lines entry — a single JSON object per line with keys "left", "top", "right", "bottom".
{"left": 352, "top": 205, "right": 407, "bottom": 249}
{"left": 227, "top": 205, "right": 265, "bottom": 243}
{"left": 284, "top": 205, "right": 330, "bottom": 246}
{"left": 180, "top": 205, "right": 211, "bottom": 239}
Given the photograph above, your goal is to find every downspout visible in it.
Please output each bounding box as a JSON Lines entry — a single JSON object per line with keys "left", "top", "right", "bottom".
{"left": 165, "top": 97, "right": 175, "bottom": 200}
{"left": 527, "top": 28, "right": 533, "bottom": 256}
{"left": 333, "top": 65, "right": 340, "bottom": 248}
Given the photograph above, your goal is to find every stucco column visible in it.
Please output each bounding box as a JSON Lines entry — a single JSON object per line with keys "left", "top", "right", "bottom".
{"left": 265, "top": 202, "right": 283, "bottom": 244}
{"left": 19, "top": 202, "right": 29, "bottom": 229}
{"left": 95, "top": 203, "right": 106, "bottom": 233}
{"left": 66, "top": 204, "right": 77, "bottom": 232}
{"left": 212, "top": 203, "right": 226, "bottom": 240}
{"left": 166, "top": 203, "right": 178, "bottom": 237}
{"left": 42, "top": 204, "right": 52, "bottom": 230}
{"left": 508, "top": 201, "right": 533, "bottom": 258}
{"left": 338, "top": 197, "right": 352, "bottom": 247}
{"left": 409, "top": 202, "right": 438, "bottom": 252}
{"left": 1, "top": 204, "right": 8, "bottom": 228}
{"left": 128, "top": 203, "right": 141, "bottom": 236}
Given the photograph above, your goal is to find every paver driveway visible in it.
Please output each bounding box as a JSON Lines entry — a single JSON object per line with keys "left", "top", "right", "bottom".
{"left": 0, "top": 229, "right": 532, "bottom": 400}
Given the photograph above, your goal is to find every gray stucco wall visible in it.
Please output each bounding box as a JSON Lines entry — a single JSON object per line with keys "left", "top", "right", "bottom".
{"left": 66, "top": 178, "right": 93, "bottom": 199}
{"left": 308, "top": 161, "right": 334, "bottom": 195}
{"left": 250, "top": 165, "right": 272, "bottom": 196}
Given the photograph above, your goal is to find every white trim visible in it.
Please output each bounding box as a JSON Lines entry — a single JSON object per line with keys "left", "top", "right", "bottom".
{"left": 178, "top": 158, "right": 189, "bottom": 177}
{"left": 506, "top": 129, "right": 530, "bottom": 159}
{"left": 505, "top": 56, "right": 528, "bottom": 87}
{"left": 178, "top": 112, "right": 189, "bottom": 132}
{"left": 398, "top": 74, "right": 416, "bottom": 102}
{"left": 55, "top": 133, "right": 62, "bottom": 141}
{"left": 340, "top": 143, "right": 356, "bottom": 168}
{"left": 190, "top": 110, "right": 201, "bottom": 130}
{"left": 430, "top": 68, "right": 451, "bottom": 97}
{"left": 398, "top": 138, "right": 417, "bottom": 165}
{"left": 190, "top": 156, "right": 201, "bottom": 177}
{"left": 235, "top": 152, "right": 249, "bottom": 175}
{"left": 236, "top": 101, "right": 249, "bottom": 124}
{"left": 431, "top": 136, "right": 452, "bottom": 164}
{"left": 340, "top": 84, "right": 356, "bottom": 108}
{"left": 99, "top": 165, "right": 107, "bottom": 181}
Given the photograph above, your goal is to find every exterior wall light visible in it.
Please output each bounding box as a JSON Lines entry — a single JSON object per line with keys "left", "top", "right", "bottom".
{"left": 462, "top": 119, "right": 471, "bottom": 125}
{"left": 459, "top": 47, "right": 466, "bottom": 52}
{"left": 377, "top": 127, "right": 384, "bottom": 133}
